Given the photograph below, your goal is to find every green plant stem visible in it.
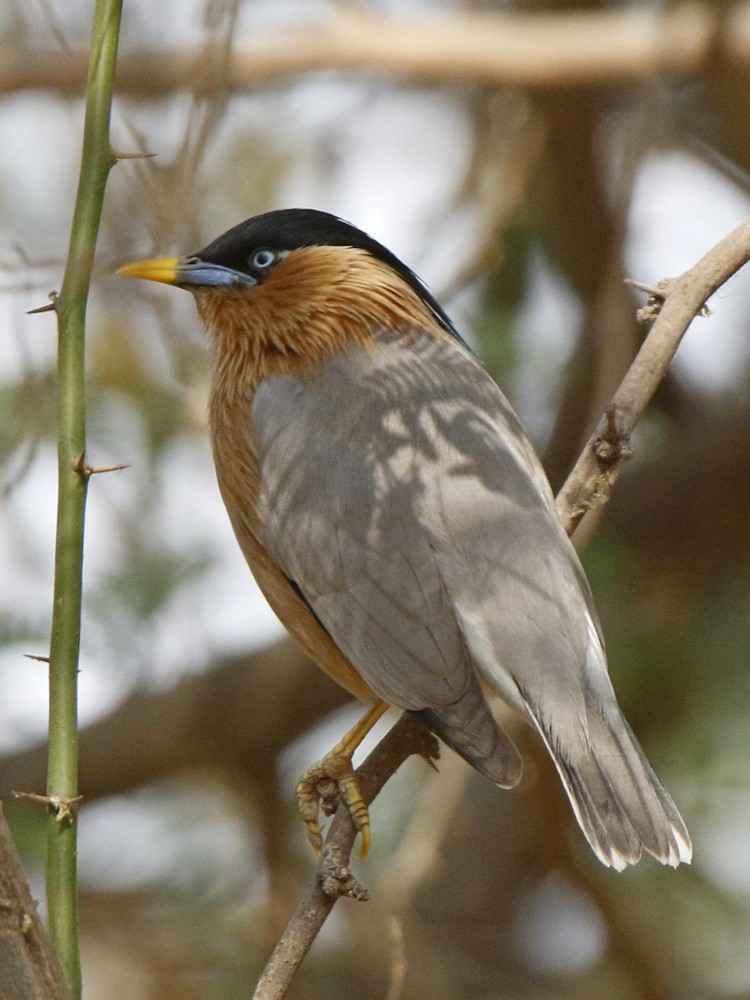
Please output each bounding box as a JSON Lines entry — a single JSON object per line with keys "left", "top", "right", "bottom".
{"left": 47, "top": 1, "right": 123, "bottom": 995}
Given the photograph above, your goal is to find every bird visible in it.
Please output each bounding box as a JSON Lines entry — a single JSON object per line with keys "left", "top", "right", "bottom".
{"left": 118, "top": 207, "right": 692, "bottom": 870}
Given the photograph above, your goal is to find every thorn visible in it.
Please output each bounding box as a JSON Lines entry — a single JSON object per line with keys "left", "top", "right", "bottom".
{"left": 625, "top": 278, "right": 669, "bottom": 299}
{"left": 23, "top": 653, "right": 50, "bottom": 664}
{"left": 11, "top": 791, "right": 48, "bottom": 805}
{"left": 72, "top": 452, "right": 88, "bottom": 481}
{"left": 12, "top": 791, "right": 83, "bottom": 822}
{"left": 624, "top": 277, "right": 703, "bottom": 325}
{"left": 27, "top": 291, "right": 59, "bottom": 315}
{"left": 73, "top": 456, "right": 131, "bottom": 481}
{"left": 86, "top": 462, "right": 131, "bottom": 476}
{"left": 112, "top": 150, "right": 157, "bottom": 159}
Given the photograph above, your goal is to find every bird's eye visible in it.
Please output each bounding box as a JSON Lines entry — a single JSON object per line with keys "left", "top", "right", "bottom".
{"left": 249, "top": 248, "right": 277, "bottom": 272}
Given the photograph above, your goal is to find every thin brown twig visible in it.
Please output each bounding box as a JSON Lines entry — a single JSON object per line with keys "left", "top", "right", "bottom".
{"left": 383, "top": 915, "right": 407, "bottom": 1000}
{"left": 556, "top": 214, "right": 750, "bottom": 534}
{"left": 0, "top": 803, "right": 68, "bottom": 999}
{"left": 250, "top": 214, "right": 750, "bottom": 1000}
{"left": 252, "top": 716, "right": 437, "bottom": 1000}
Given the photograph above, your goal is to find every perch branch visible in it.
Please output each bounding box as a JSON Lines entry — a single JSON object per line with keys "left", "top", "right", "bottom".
{"left": 556, "top": 214, "right": 750, "bottom": 534}
{"left": 252, "top": 716, "right": 437, "bottom": 1000}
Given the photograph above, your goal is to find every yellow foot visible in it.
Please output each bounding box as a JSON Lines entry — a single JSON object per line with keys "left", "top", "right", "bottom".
{"left": 297, "top": 702, "right": 389, "bottom": 858}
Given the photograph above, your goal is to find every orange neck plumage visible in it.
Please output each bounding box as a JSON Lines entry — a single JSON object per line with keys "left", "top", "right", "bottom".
{"left": 195, "top": 245, "right": 442, "bottom": 403}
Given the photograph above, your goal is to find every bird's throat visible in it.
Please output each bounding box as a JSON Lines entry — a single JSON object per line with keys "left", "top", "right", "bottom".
{"left": 195, "top": 246, "right": 443, "bottom": 398}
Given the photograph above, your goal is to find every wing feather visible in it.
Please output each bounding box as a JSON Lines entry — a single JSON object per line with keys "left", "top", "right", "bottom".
{"left": 249, "top": 327, "right": 587, "bottom": 711}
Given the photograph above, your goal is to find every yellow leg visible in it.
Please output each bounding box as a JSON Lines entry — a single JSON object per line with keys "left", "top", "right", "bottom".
{"left": 297, "top": 701, "right": 389, "bottom": 858}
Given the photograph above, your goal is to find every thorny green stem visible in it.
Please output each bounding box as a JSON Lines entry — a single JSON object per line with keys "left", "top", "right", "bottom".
{"left": 47, "top": 1, "right": 123, "bottom": 995}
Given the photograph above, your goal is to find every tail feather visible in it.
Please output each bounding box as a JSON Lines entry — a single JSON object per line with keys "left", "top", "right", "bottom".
{"left": 532, "top": 697, "right": 692, "bottom": 871}
{"left": 411, "top": 675, "right": 523, "bottom": 789}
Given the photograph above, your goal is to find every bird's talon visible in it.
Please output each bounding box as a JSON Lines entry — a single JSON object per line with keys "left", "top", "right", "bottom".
{"left": 296, "top": 777, "right": 326, "bottom": 852}
{"left": 294, "top": 703, "right": 388, "bottom": 856}
{"left": 358, "top": 823, "right": 371, "bottom": 859}
{"left": 305, "top": 822, "right": 324, "bottom": 855}
{"left": 297, "top": 752, "right": 371, "bottom": 857}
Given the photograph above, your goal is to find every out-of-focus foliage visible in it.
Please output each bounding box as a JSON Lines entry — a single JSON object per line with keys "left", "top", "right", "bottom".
{"left": 2, "top": 1, "right": 750, "bottom": 998}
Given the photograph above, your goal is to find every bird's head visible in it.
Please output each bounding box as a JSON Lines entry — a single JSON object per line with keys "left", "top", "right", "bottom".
{"left": 118, "top": 209, "right": 460, "bottom": 383}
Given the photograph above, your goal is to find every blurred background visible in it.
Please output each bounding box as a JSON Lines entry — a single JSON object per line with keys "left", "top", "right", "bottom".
{"left": 2, "top": 0, "right": 750, "bottom": 997}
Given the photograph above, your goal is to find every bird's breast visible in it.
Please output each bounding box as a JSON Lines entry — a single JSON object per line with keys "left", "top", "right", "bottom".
{"left": 207, "top": 345, "right": 377, "bottom": 558}
{"left": 208, "top": 385, "right": 264, "bottom": 552}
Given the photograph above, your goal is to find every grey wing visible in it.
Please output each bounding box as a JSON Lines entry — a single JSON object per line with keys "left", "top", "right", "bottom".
{"left": 250, "top": 328, "right": 599, "bottom": 718}
{"left": 249, "top": 332, "right": 530, "bottom": 786}
{"left": 253, "top": 381, "right": 466, "bottom": 708}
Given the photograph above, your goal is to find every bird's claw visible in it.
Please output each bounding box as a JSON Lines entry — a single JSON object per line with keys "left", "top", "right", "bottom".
{"left": 297, "top": 751, "right": 371, "bottom": 858}
{"left": 296, "top": 702, "right": 388, "bottom": 857}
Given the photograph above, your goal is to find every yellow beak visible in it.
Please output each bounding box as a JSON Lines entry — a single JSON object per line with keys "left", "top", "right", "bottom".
{"left": 117, "top": 257, "right": 181, "bottom": 285}
{"left": 117, "top": 255, "right": 258, "bottom": 289}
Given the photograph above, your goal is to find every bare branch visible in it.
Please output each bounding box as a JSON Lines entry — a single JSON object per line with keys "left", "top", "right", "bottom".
{"left": 252, "top": 716, "right": 437, "bottom": 1000}
{"left": 0, "top": 803, "right": 68, "bottom": 1000}
{"left": 557, "top": 215, "right": 750, "bottom": 533}
{"left": 4, "top": 3, "right": 748, "bottom": 99}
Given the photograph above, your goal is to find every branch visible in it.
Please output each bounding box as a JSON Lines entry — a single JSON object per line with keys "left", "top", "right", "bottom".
{"left": 46, "top": 1, "right": 123, "bottom": 996}
{"left": 0, "top": 804, "right": 68, "bottom": 1000}
{"left": 251, "top": 215, "right": 750, "bottom": 999}
{"left": 252, "top": 716, "right": 437, "bottom": 1000}
{"left": 3, "top": 2, "right": 748, "bottom": 98}
{"left": 556, "top": 215, "right": 750, "bottom": 534}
